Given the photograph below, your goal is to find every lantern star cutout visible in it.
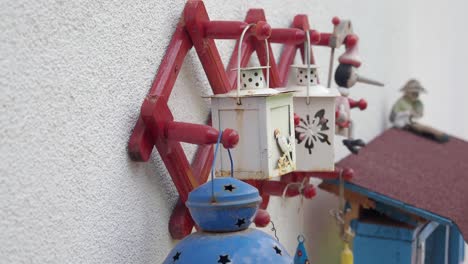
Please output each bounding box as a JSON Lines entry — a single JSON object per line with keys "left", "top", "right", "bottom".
{"left": 172, "top": 252, "right": 181, "bottom": 262}
{"left": 224, "top": 184, "right": 236, "bottom": 192}
{"left": 235, "top": 218, "right": 246, "bottom": 227}
{"left": 273, "top": 245, "right": 282, "bottom": 255}
{"left": 218, "top": 255, "right": 231, "bottom": 264}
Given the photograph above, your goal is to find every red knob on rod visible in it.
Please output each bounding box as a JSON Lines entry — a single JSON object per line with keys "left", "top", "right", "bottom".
{"left": 166, "top": 121, "right": 239, "bottom": 148}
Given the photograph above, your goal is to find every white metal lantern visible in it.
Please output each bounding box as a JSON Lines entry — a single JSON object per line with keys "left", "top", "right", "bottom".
{"left": 210, "top": 25, "right": 295, "bottom": 180}
{"left": 291, "top": 31, "right": 339, "bottom": 171}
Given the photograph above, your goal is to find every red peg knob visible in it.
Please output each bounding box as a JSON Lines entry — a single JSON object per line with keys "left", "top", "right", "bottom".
{"left": 254, "top": 209, "right": 271, "bottom": 227}
{"left": 221, "top": 128, "right": 239, "bottom": 149}
{"left": 332, "top": 16, "right": 341, "bottom": 25}
{"left": 310, "top": 30, "right": 321, "bottom": 44}
{"left": 254, "top": 21, "right": 272, "bottom": 41}
{"left": 346, "top": 34, "right": 358, "bottom": 47}
{"left": 358, "top": 99, "right": 367, "bottom": 110}
{"left": 342, "top": 167, "right": 354, "bottom": 180}
{"left": 302, "top": 185, "right": 316, "bottom": 199}
{"left": 294, "top": 113, "right": 300, "bottom": 127}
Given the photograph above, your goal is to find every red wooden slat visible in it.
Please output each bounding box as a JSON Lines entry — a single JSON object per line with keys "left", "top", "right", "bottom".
{"left": 184, "top": 1, "right": 230, "bottom": 95}
{"left": 128, "top": 21, "right": 193, "bottom": 161}
{"left": 140, "top": 96, "right": 198, "bottom": 202}
{"left": 129, "top": 0, "right": 353, "bottom": 239}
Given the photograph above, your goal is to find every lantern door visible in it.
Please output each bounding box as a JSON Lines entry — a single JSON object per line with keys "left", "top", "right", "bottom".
{"left": 211, "top": 92, "right": 294, "bottom": 180}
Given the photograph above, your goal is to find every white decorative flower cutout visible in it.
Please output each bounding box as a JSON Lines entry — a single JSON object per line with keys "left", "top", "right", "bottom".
{"left": 295, "top": 109, "right": 331, "bottom": 154}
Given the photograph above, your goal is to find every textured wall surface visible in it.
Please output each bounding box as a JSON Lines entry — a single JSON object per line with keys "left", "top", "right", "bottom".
{"left": 1, "top": 0, "right": 466, "bottom": 263}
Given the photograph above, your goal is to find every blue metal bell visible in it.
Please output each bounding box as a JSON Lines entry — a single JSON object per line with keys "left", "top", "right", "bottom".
{"left": 163, "top": 177, "right": 293, "bottom": 263}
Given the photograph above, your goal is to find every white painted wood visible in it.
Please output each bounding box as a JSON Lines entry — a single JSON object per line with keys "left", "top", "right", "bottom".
{"left": 416, "top": 221, "right": 440, "bottom": 264}
{"left": 211, "top": 92, "right": 295, "bottom": 179}
{"left": 294, "top": 95, "right": 336, "bottom": 171}
{"left": 412, "top": 223, "right": 426, "bottom": 264}
{"left": 292, "top": 68, "right": 339, "bottom": 171}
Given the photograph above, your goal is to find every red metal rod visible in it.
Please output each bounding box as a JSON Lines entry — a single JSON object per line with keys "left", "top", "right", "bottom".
{"left": 204, "top": 20, "right": 271, "bottom": 40}
{"left": 315, "top": 32, "right": 331, "bottom": 46}
{"left": 165, "top": 122, "right": 239, "bottom": 148}
{"left": 313, "top": 32, "right": 358, "bottom": 48}
{"left": 269, "top": 28, "right": 305, "bottom": 44}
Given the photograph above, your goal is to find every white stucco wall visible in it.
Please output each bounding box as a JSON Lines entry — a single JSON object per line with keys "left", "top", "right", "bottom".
{"left": 1, "top": 0, "right": 466, "bottom": 263}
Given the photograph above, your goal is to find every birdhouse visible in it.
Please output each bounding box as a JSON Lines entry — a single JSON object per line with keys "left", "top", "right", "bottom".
{"left": 210, "top": 26, "right": 295, "bottom": 180}
{"left": 291, "top": 64, "right": 339, "bottom": 171}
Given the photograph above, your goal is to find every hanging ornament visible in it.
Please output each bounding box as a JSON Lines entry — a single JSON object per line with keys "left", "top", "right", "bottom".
{"left": 341, "top": 242, "right": 353, "bottom": 264}
{"left": 294, "top": 235, "right": 310, "bottom": 264}
{"left": 290, "top": 29, "right": 339, "bottom": 172}
{"left": 210, "top": 24, "right": 295, "bottom": 180}
{"left": 163, "top": 132, "right": 292, "bottom": 263}
{"left": 330, "top": 170, "right": 354, "bottom": 264}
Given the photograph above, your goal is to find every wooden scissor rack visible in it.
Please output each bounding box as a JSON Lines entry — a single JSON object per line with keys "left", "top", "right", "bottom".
{"left": 128, "top": 0, "right": 356, "bottom": 239}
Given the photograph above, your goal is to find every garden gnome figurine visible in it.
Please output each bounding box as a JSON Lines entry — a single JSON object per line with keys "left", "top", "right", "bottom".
{"left": 390, "top": 79, "right": 449, "bottom": 142}
{"left": 389, "top": 79, "right": 425, "bottom": 127}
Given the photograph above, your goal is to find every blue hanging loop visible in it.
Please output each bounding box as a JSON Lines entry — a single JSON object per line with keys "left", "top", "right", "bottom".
{"left": 210, "top": 131, "right": 236, "bottom": 201}
{"left": 210, "top": 131, "right": 223, "bottom": 202}
{"left": 227, "top": 148, "right": 234, "bottom": 178}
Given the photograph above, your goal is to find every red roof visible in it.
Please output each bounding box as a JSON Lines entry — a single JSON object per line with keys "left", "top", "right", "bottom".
{"left": 337, "top": 128, "right": 468, "bottom": 238}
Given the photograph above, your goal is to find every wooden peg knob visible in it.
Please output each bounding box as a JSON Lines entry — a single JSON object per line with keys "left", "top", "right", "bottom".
{"left": 332, "top": 16, "right": 341, "bottom": 25}
{"left": 302, "top": 185, "right": 317, "bottom": 199}
{"left": 221, "top": 128, "right": 239, "bottom": 149}
{"left": 345, "top": 34, "right": 358, "bottom": 47}
{"left": 342, "top": 167, "right": 354, "bottom": 180}
{"left": 254, "top": 209, "right": 271, "bottom": 227}
{"left": 294, "top": 113, "right": 301, "bottom": 127}
{"left": 357, "top": 99, "right": 367, "bottom": 110}
{"left": 253, "top": 21, "right": 272, "bottom": 40}
{"left": 310, "top": 29, "right": 321, "bottom": 44}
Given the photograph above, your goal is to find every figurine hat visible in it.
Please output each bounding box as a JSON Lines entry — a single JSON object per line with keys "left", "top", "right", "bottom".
{"left": 401, "top": 79, "right": 426, "bottom": 93}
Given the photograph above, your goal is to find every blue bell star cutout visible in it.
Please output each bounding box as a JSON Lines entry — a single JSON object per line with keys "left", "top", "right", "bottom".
{"left": 294, "top": 235, "right": 310, "bottom": 264}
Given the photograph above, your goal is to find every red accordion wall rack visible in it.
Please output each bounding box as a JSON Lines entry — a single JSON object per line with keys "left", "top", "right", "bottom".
{"left": 128, "top": 0, "right": 356, "bottom": 240}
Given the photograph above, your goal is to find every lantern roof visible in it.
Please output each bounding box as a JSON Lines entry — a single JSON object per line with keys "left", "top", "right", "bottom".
{"left": 187, "top": 177, "right": 261, "bottom": 208}
{"left": 209, "top": 87, "right": 293, "bottom": 98}
{"left": 186, "top": 177, "right": 262, "bottom": 232}
{"left": 293, "top": 84, "right": 340, "bottom": 98}
{"left": 290, "top": 64, "right": 320, "bottom": 69}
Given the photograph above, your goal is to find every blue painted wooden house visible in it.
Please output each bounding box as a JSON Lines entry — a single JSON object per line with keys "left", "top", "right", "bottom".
{"left": 321, "top": 129, "right": 467, "bottom": 264}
